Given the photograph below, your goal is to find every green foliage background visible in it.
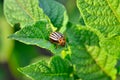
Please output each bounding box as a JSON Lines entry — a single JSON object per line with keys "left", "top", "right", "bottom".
{"left": 1, "top": 0, "right": 120, "bottom": 80}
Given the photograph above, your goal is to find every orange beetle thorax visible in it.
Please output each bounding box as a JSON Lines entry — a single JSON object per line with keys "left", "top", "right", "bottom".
{"left": 58, "top": 37, "right": 66, "bottom": 46}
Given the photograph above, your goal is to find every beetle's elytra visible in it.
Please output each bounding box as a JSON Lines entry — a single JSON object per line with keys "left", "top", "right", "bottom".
{"left": 49, "top": 32, "right": 66, "bottom": 46}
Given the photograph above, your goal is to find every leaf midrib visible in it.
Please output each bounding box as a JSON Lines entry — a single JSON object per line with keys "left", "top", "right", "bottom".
{"left": 86, "top": 46, "right": 112, "bottom": 79}
{"left": 15, "top": 0, "right": 35, "bottom": 21}
{"left": 106, "top": 0, "right": 120, "bottom": 23}
{"left": 43, "top": 73, "right": 69, "bottom": 76}
{"left": 77, "top": 0, "right": 120, "bottom": 27}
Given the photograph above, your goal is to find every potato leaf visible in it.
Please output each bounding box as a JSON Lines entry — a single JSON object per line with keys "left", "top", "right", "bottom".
{"left": 18, "top": 56, "right": 74, "bottom": 80}
{"left": 77, "top": 0, "right": 120, "bottom": 36}
{"left": 4, "top": 0, "right": 48, "bottom": 28}
{"left": 9, "top": 21, "right": 65, "bottom": 54}
{"left": 67, "top": 26, "right": 117, "bottom": 80}
{"left": 39, "top": 0, "right": 68, "bottom": 32}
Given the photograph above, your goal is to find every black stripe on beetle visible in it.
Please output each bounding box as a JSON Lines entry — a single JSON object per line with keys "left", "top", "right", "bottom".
{"left": 49, "top": 32, "right": 66, "bottom": 46}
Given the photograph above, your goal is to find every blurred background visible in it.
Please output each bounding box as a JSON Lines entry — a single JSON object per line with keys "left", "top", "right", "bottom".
{"left": 0, "top": 0, "right": 79, "bottom": 80}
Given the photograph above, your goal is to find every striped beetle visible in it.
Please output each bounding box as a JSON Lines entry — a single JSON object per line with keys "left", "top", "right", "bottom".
{"left": 49, "top": 32, "right": 66, "bottom": 46}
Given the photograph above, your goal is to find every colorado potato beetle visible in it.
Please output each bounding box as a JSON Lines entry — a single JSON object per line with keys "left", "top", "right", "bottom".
{"left": 49, "top": 32, "right": 66, "bottom": 46}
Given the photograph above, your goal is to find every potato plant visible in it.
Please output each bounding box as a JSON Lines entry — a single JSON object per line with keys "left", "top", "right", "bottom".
{"left": 4, "top": 0, "right": 120, "bottom": 80}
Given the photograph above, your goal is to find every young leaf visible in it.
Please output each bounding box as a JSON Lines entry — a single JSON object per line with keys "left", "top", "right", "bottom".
{"left": 67, "top": 26, "right": 117, "bottom": 80}
{"left": 77, "top": 0, "right": 120, "bottom": 36}
{"left": 4, "top": 0, "right": 48, "bottom": 28}
{"left": 39, "top": 0, "right": 68, "bottom": 32}
{"left": 9, "top": 21, "right": 65, "bottom": 54}
{"left": 18, "top": 56, "right": 74, "bottom": 80}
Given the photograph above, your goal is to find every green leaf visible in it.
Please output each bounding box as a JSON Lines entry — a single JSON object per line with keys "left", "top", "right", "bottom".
{"left": 39, "top": 0, "right": 68, "bottom": 33}
{"left": 18, "top": 56, "right": 74, "bottom": 80}
{"left": 9, "top": 21, "right": 65, "bottom": 54}
{"left": 77, "top": 0, "right": 120, "bottom": 36}
{"left": 4, "top": 0, "right": 48, "bottom": 28}
{"left": 100, "top": 36, "right": 120, "bottom": 59}
{"left": 67, "top": 26, "right": 117, "bottom": 80}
